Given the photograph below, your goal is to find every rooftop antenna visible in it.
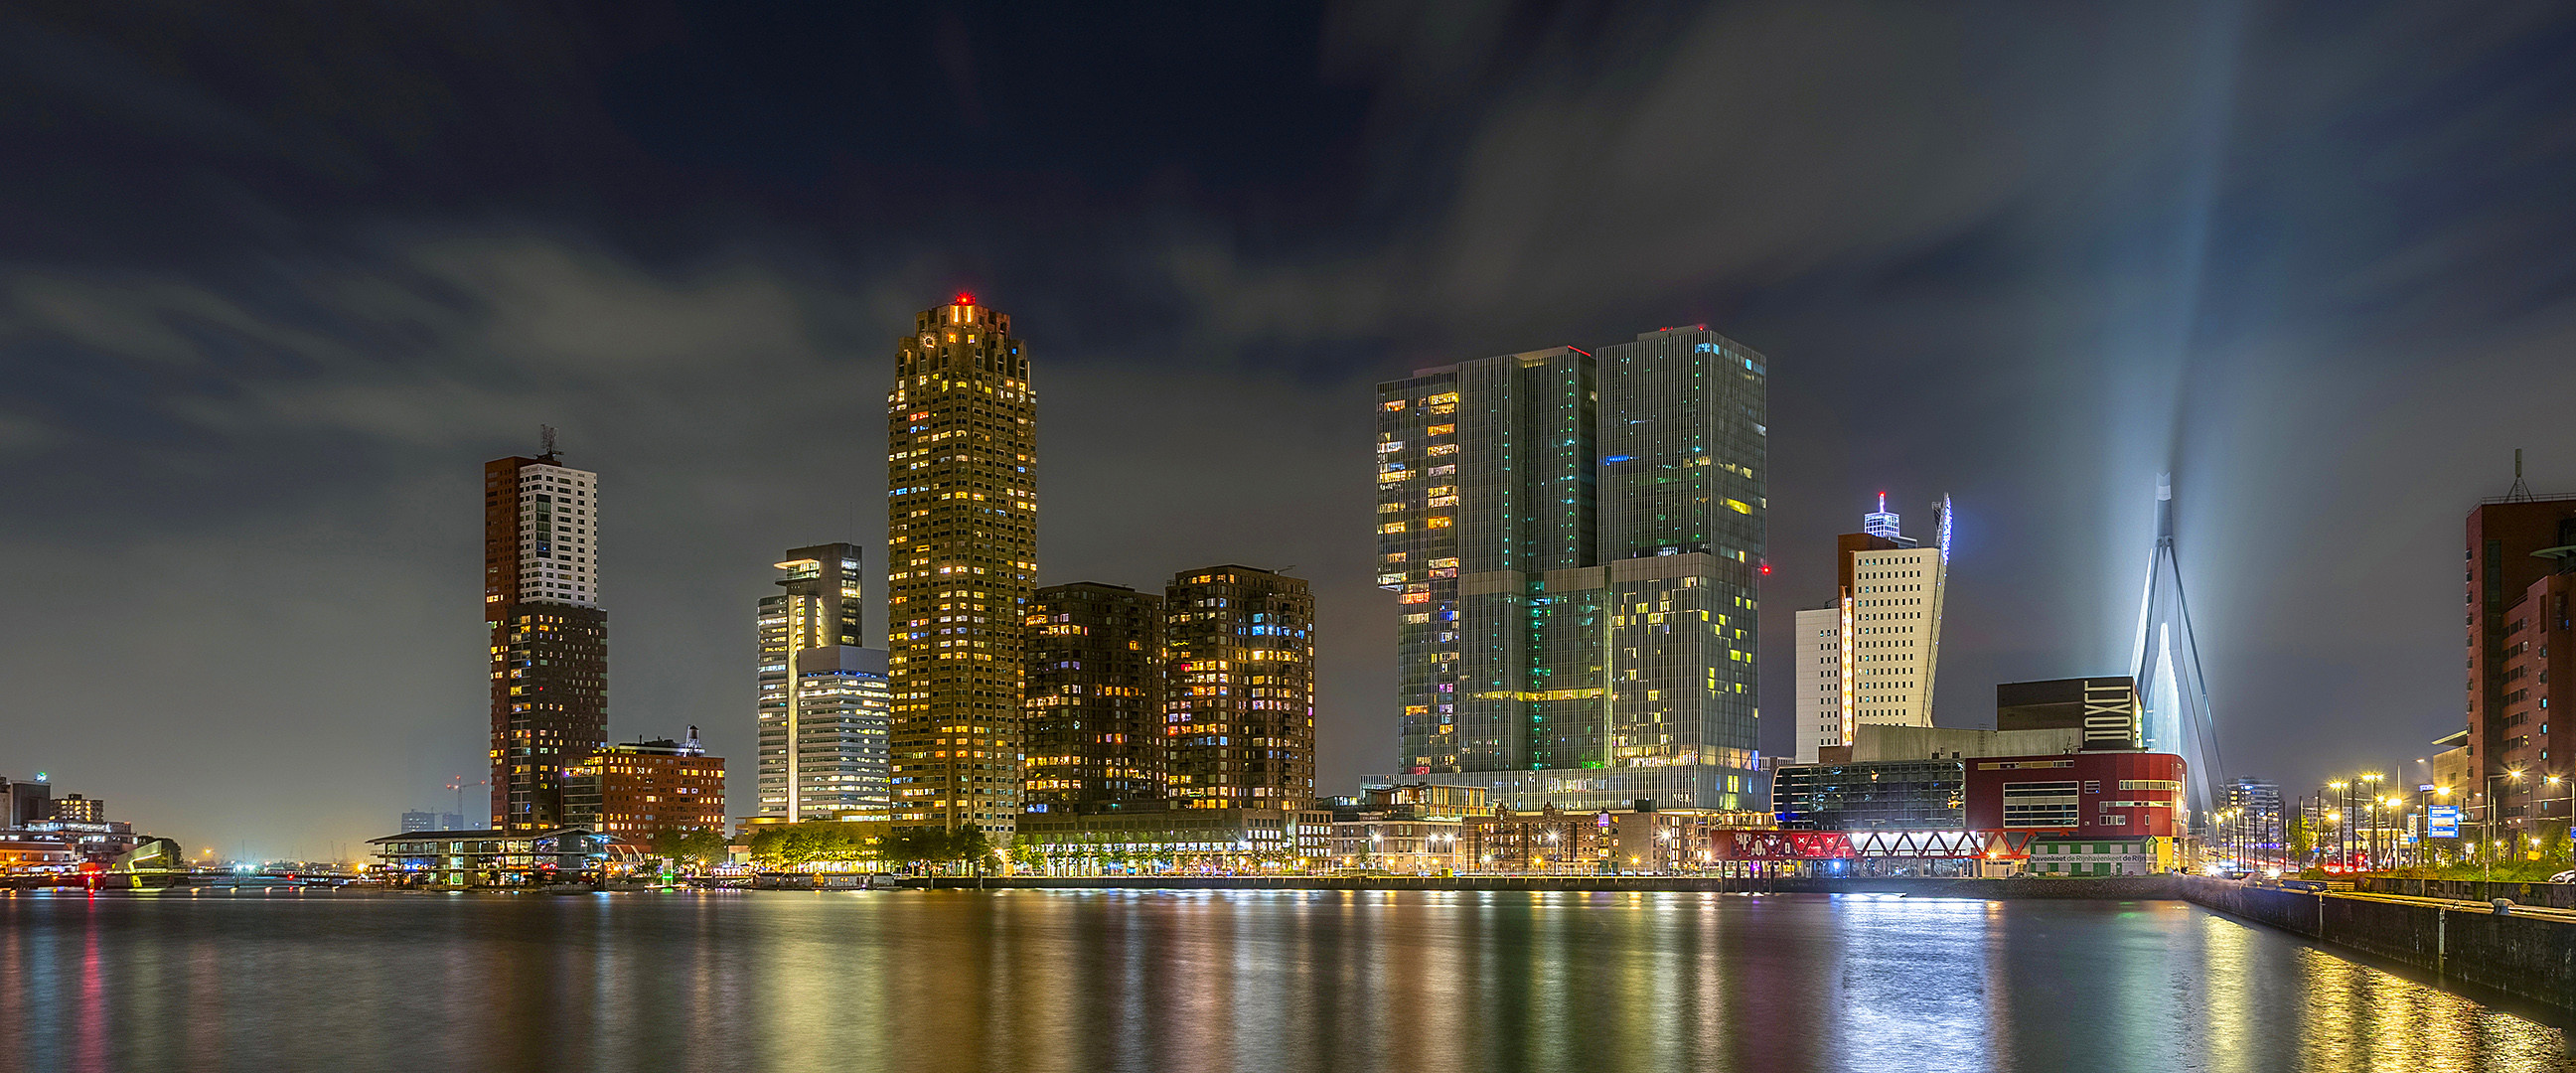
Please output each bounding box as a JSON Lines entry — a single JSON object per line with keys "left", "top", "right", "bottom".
{"left": 2506, "top": 448, "right": 2533, "bottom": 502}
{"left": 539, "top": 425, "right": 558, "bottom": 461}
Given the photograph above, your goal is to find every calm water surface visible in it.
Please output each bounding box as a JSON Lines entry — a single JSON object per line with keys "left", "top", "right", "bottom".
{"left": 3, "top": 889, "right": 2570, "bottom": 1072}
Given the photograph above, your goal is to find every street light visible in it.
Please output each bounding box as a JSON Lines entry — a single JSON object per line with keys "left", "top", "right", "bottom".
{"left": 2486, "top": 769, "right": 2526, "bottom": 883}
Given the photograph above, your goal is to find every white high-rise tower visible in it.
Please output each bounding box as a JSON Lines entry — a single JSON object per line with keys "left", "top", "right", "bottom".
{"left": 1795, "top": 494, "right": 1952, "bottom": 763}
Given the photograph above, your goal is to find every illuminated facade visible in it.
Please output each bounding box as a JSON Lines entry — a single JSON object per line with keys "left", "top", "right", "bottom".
{"left": 1025, "top": 582, "right": 1166, "bottom": 810}
{"left": 886, "top": 296, "right": 1037, "bottom": 836}
{"left": 2463, "top": 476, "right": 2576, "bottom": 831}
{"left": 1374, "top": 327, "right": 1766, "bottom": 811}
{"left": 1794, "top": 499, "right": 1953, "bottom": 763}
{"left": 1167, "top": 566, "right": 1315, "bottom": 809}
{"left": 485, "top": 449, "right": 607, "bottom": 834}
{"left": 758, "top": 544, "right": 891, "bottom": 821}
{"left": 563, "top": 731, "right": 727, "bottom": 844}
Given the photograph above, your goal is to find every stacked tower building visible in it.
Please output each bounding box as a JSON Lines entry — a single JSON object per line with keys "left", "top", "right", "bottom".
{"left": 886, "top": 295, "right": 1038, "bottom": 837}
{"left": 1166, "top": 566, "right": 1317, "bottom": 809}
{"left": 1024, "top": 582, "right": 1166, "bottom": 809}
{"left": 1374, "top": 327, "right": 1768, "bottom": 812}
{"left": 757, "top": 544, "right": 892, "bottom": 821}
{"left": 485, "top": 444, "right": 608, "bottom": 834}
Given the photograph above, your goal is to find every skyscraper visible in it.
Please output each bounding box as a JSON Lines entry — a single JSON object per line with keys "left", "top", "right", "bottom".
{"left": 1167, "top": 566, "right": 1315, "bottom": 809}
{"left": 1374, "top": 326, "right": 1766, "bottom": 812}
{"left": 886, "top": 295, "right": 1037, "bottom": 836}
{"left": 758, "top": 544, "right": 892, "bottom": 821}
{"left": 485, "top": 445, "right": 607, "bottom": 834}
{"left": 1025, "top": 582, "right": 1166, "bottom": 810}
{"left": 1793, "top": 496, "right": 1953, "bottom": 763}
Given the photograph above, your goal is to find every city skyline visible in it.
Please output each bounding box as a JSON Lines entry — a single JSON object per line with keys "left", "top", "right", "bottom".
{"left": 6, "top": 5, "right": 2576, "bottom": 858}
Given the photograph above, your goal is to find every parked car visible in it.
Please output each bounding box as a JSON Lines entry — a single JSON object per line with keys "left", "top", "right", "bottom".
{"left": 2549, "top": 869, "right": 2576, "bottom": 884}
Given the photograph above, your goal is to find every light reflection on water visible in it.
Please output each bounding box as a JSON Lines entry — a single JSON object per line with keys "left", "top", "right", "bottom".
{"left": 1, "top": 890, "right": 2568, "bottom": 1073}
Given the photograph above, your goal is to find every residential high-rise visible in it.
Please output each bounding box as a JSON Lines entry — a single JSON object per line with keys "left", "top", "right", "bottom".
{"left": 1167, "top": 566, "right": 1315, "bottom": 809}
{"left": 2463, "top": 460, "right": 2576, "bottom": 834}
{"left": 486, "top": 447, "right": 607, "bottom": 834}
{"left": 1025, "top": 583, "right": 1166, "bottom": 810}
{"left": 886, "top": 295, "right": 1037, "bottom": 836}
{"left": 1374, "top": 327, "right": 1766, "bottom": 812}
{"left": 1793, "top": 498, "right": 1953, "bottom": 763}
{"left": 758, "top": 544, "right": 892, "bottom": 821}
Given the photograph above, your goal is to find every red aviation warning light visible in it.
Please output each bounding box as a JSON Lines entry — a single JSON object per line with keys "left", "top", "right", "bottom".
{"left": 955, "top": 293, "right": 975, "bottom": 306}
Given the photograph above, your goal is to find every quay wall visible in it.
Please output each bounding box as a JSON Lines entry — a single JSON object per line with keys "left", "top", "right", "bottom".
{"left": 2356, "top": 876, "right": 2576, "bottom": 910}
{"left": 2178, "top": 877, "right": 2576, "bottom": 1009}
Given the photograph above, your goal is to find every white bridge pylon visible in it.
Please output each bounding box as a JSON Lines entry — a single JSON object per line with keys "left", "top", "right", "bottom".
{"left": 2133, "top": 474, "right": 2224, "bottom": 825}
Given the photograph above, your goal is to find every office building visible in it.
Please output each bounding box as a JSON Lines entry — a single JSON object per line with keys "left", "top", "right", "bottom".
{"left": 1025, "top": 582, "right": 1166, "bottom": 810}
{"left": 371, "top": 829, "right": 608, "bottom": 889}
{"left": 4, "top": 775, "right": 52, "bottom": 829}
{"left": 1167, "top": 566, "right": 1315, "bottom": 809}
{"left": 400, "top": 811, "right": 440, "bottom": 834}
{"left": 486, "top": 445, "right": 608, "bottom": 834}
{"left": 886, "top": 295, "right": 1037, "bottom": 837}
{"left": 1794, "top": 497, "right": 1953, "bottom": 762}
{"left": 1375, "top": 326, "right": 1766, "bottom": 811}
{"left": 1015, "top": 803, "right": 1334, "bottom": 871}
{"left": 563, "top": 730, "right": 727, "bottom": 844}
{"left": 758, "top": 544, "right": 893, "bottom": 821}
{"left": 1996, "top": 677, "right": 2145, "bottom": 750}
{"left": 2465, "top": 471, "right": 2576, "bottom": 831}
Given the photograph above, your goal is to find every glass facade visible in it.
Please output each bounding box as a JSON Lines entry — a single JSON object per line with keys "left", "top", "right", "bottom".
{"left": 1772, "top": 760, "right": 1968, "bottom": 831}
{"left": 1377, "top": 328, "right": 1767, "bottom": 811}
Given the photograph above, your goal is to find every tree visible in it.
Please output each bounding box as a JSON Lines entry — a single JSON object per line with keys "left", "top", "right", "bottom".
{"left": 650, "top": 829, "right": 731, "bottom": 868}
{"left": 2286, "top": 813, "right": 2313, "bottom": 863}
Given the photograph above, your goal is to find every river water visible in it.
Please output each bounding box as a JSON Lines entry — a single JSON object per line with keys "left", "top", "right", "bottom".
{"left": 2, "top": 889, "right": 2568, "bottom": 1072}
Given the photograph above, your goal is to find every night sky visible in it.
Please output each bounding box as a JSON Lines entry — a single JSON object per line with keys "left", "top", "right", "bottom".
{"left": 6, "top": 2, "right": 2575, "bottom": 858}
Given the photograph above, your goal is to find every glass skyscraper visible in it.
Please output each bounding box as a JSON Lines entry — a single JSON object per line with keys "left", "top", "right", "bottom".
{"left": 1375, "top": 327, "right": 1767, "bottom": 811}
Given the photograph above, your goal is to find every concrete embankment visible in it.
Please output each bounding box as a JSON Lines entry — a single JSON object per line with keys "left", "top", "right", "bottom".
{"left": 2357, "top": 876, "right": 2576, "bottom": 910}
{"left": 2178, "top": 876, "right": 2576, "bottom": 1009}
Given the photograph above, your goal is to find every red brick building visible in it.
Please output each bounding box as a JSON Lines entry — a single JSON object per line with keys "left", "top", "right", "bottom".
{"left": 2466, "top": 493, "right": 2576, "bottom": 832}
{"left": 565, "top": 731, "right": 726, "bottom": 846}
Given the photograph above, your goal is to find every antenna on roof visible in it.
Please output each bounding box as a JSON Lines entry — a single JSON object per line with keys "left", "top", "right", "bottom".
{"left": 539, "top": 424, "right": 558, "bottom": 461}
{"left": 2504, "top": 448, "right": 2534, "bottom": 502}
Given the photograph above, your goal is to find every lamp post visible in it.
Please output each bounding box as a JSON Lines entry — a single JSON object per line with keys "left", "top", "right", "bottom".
{"left": 2359, "top": 771, "right": 2379, "bottom": 869}
{"left": 2549, "top": 774, "right": 2571, "bottom": 866}
{"left": 2486, "top": 769, "right": 2525, "bottom": 883}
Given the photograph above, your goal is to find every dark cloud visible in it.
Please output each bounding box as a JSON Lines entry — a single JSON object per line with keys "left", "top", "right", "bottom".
{"left": 2, "top": 1, "right": 2573, "bottom": 855}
